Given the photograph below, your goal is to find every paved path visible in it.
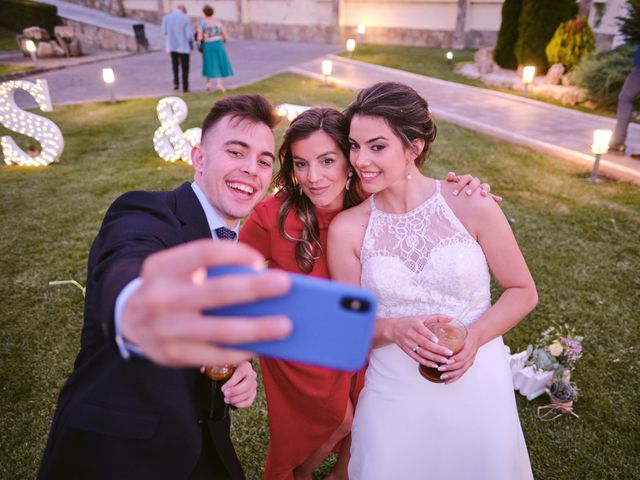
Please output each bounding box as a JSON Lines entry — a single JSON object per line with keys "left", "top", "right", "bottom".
{"left": 14, "top": 41, "right": 341, "bottom": 105}
{"left": 292, "top": 56, "right": 640, "bottom": 185}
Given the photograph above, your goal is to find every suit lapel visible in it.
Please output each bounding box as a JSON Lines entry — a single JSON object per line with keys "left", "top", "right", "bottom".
{"left": 174, "top": 182, "right": 212, "bottom": 242}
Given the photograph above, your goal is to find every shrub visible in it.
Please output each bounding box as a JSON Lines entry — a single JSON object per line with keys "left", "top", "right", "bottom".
{"left": 515, "top": 0, "right": 578, "bottom": 73}
{"left": 572, "top": 44, "right": 635, "bottom": 107}
{"left": 0, "top": 0, "right": 60, "bottom": 37}
{"left": 494, "top": 0, "right": 523, "bottom": 69}
{"left": 618, "top": 0, "right": 640, "bottom": 44}
{"left": 546, "top": 16, "right": 596, "bottom": 71}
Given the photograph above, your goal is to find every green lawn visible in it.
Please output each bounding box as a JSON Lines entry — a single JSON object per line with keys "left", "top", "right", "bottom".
{"left": 0, "top": 63, "right": 33, "bottom": 75}
{"left": 340, "top": 44, "right": 618, "bottom": 118}
{"left": 1, "top": 73, "right": 639, "bottom": 479}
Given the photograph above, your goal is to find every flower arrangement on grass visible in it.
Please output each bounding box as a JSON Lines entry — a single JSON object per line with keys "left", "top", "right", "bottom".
{"left": 525, "top": 324, "right": 583, "bottom": 418}
{"left": 526, "top": 324, "right": 584, "bottom": 380}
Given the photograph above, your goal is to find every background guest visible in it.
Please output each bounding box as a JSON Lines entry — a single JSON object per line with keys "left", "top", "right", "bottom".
{"left": 197, "top": 5, "right": 234, "bottom": 92}
{"left": 161, "top": 5, "right": 194, "bottom": 93}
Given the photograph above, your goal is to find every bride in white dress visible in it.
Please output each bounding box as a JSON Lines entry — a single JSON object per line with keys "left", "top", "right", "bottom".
{"left": 328, "top": 82, "right": 537, "bottom": 480}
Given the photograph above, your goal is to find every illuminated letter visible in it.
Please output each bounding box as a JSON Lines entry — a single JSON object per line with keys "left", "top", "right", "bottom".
{"left": 0, "top": 79, "right": 64, "bottom": 166}
{"left": 153, "top": 97, "right": 201, "bottom": 164}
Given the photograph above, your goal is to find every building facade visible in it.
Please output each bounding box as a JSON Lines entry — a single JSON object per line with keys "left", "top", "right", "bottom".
{"left": 80, "top": 0, "right": 628, "bottom": 49}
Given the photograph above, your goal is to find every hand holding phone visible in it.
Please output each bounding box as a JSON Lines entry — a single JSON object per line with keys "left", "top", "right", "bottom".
{"left": 205, "top": 266, "right": 377, "bottom": 371}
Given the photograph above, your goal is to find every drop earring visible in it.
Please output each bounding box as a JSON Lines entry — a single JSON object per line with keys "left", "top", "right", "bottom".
{"left": 345, "top": 170, "right": 353, "bottom": 191}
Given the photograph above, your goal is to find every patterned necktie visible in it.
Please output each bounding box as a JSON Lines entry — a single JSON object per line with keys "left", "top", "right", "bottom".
{"left": 215, "top": 226, "right": 237, "bottom": 241}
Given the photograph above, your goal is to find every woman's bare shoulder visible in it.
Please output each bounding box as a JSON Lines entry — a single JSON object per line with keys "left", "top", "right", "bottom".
{"left": 331, "top": 200, "right": 371, "bottom": 232}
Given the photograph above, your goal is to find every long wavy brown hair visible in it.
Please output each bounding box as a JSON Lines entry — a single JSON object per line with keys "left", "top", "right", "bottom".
{"left": 273, "top": 107, "right": 365, "bottom": 273}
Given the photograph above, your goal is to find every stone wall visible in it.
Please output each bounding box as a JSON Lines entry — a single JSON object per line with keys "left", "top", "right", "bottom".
{"left": 64, "top": 0, "right": 125, "bottom": 16}
{"left": 62, "top": 19, "right": 138, "bottom": 52}
{"left": 125, "top": 8, "right": 162, "bottom": 24}
{"left": 340, "top": 26, "right": 453, "bottom": 49}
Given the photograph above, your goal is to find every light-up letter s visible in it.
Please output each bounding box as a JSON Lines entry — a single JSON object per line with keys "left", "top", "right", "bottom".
{"left": 0, "top": 79, "right": 64, "bottom": 166}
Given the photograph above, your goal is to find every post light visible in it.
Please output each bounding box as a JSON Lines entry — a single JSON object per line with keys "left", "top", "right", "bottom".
{"left": 346, "top": 38, "right": 356, "bottom": 58}
{"left": 357, "top": 24, "right": 365, "bottom": 45}
{"left": 522, "top": 66, "right": 535, "bottom": 97}
{"left": 589, "top": 129, "right": 612, "bottom": 183}
{"left": 25, "top": 40, "right": 40, "bottom": 69}
{"left": 446, "top": 51, "right": 454, "bottom": 64}
{"left": 321, "top": 60, "right": 333, "bottom": 87}
{"left": 102, "top": 67, "right": 116, "bottom": 104}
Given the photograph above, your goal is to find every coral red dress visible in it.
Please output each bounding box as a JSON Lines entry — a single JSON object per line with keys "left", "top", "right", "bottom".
{"left": 240, "top": 194, "right": 364, "bottom": 480}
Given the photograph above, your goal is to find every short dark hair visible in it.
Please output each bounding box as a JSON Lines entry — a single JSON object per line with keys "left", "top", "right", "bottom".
{"left": 202, "top": 5, "right": 214, "bottom": 16}
{"left": 344, "top": 82, "right": 437, "bottom": 167}
{"left": 201, "top": 94, "right": 279, "bottom": 142}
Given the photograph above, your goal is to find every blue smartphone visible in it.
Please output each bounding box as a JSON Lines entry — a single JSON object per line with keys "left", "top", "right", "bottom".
{"left": 204, "top": 266, "right": 378, "bottom": 371}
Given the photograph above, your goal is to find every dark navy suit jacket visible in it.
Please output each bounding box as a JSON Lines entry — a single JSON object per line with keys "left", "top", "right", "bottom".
{"left": 37, "top": 182, "right": 244, "bottom": 480}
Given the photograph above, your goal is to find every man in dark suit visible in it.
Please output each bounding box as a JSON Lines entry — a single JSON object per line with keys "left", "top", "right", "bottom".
{"left": 37, "top": 94, "right": 293, "bottom": 480}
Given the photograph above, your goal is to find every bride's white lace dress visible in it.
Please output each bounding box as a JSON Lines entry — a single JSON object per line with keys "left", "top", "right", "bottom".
{"left": 349, "top": 182, "right": 533, "bottom": 480}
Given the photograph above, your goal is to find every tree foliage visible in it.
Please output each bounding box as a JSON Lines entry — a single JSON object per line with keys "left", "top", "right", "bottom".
{"left": 494, "top": 0, "right": 523, "bottom": 69}
{"left": 618, "top": 0, "right": 640, "bottom": 44}
{"left": 546, "top": 16, "right": 596, "bottom": 71}
{"left": 515, "top": 0, "right": 578, "bottom": 73}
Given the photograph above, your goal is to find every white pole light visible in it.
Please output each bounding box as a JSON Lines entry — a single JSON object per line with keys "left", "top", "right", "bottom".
{"left": 25, "top": 39, "right": 40, "bottom": 69}
{"left": 522, "top": 66, "right": 535, "bottom": 97}
{"left": 589, "top": 129, "right": 612, "bottom": 183}
{"left": 446, "top": 51, "right": 454, "bottom": 63}
{"left": 153, "top": 96, "right": 202, "bottom": 163}
{"left": 346, "top": 38, "right": 356, "bottom": 58}
{"left": 0, "top": 79, "right": 64, "bottom": 166}
{"left": 357, "top": 24, "right": 365, "bottom": 44}
{"left": 322, "top": 60, "right": 333, "bottom": 87}
{"left": 102, "top": 67, "right": 117, "bottom": 104}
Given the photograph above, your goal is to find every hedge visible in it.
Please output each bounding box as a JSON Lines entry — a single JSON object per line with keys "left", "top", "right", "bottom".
{"left": 0, "top": 0, "right": 60, "bottom": 37}
{"left": 494, "top": 0, "right": 523, "bottom": 70}
{"left": 515, "top": 0, "right": 578, "bottom": 73}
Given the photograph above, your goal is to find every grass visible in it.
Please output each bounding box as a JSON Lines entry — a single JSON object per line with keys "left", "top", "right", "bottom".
{"left": 1, "top": 73, "right": 639, "bottom": 479}
{"left": 340, "top": 44, "right": 618, "bottom": 118}
{"left": 0, "top": 63, "right": 33, "bottom": 75}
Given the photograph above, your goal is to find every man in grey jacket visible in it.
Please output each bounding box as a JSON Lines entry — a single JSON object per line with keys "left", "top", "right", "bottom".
{"left": 161, "top": 5, "right": 194, "bottom": 93}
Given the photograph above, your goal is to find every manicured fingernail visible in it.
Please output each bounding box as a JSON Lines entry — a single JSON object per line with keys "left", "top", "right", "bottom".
{"left": 496, "top": 196, "right": 503, "bottom": 201}
{"left": 440, "top": 374, "right": 449, "bottom": 380}
{"left": 481, "top": 190, "right": 487, "bottom": 196}
{"left": 466, "top": 189, "right": 472, "bottom": 195}
{"left": 438, "top": 365, "right": 447, "bottom": 371}
{"left": 452, "top": 189, "right": 459, "bottom": 196}
{"left": 445, "top": 349, "right": 453, "bottom": 356}
{"left": 432, "top": 337, "right": 439, "bottom": 344}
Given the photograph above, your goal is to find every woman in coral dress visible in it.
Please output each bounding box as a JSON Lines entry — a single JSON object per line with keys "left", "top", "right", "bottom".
{"left": 240, "top": 107, "right": 366, "bottom": 479}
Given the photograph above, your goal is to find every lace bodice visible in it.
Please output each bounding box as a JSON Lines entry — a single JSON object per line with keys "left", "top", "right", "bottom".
{"left": 361, "top": 181, "right": 491, "bottom": 323}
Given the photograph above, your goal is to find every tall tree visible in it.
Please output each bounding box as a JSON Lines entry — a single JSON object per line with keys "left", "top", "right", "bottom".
{"left": 494, "top": 0, "right": 524, "bottom": 69}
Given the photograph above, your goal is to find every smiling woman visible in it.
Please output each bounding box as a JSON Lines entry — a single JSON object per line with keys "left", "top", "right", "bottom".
{"left": 239, "top": 107, "right": 366, "bottom": 480}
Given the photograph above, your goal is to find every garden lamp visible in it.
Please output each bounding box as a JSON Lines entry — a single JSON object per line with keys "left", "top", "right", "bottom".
{"left": 322, "top": 60, "right": 333, "bottom": 87}
{"left": 25, "top": 40, "right": 40, "bottom": 69}
{"left": 589, "top": 129, "right": 611, "bottom": 183}
{"left": 522, "top": 66, "right": 535, "bottom": 97}
{"left": 346, "top": 39, "right": 356, "bottom": 58}
{"left": 357, "top": 24, "right": 365, "bottom": 45}
{"left": 102, "top": 67, "right": 117, "bottom": 104}
{"left": 446, "top": 51, "right": 454, "bottom": 64}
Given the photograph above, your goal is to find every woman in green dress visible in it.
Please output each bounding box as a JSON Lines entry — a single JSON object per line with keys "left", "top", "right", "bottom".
{"left": 197, "top": 5, "right": 234, "bottom": 92}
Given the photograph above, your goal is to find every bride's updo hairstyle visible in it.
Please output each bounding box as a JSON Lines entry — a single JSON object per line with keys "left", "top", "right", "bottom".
{"left": 274, "top": 107, "right": 364, "bottom": 273}
{"left": 344, "top": 81, "right": 437, "bottom": 167}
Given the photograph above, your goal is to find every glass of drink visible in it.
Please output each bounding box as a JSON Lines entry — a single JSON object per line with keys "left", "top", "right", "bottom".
{"left": 418, "top": 320, "right": 467, "bottom": 383}
{"left": 202, "top": 365, "right": 236, "bottom": 420}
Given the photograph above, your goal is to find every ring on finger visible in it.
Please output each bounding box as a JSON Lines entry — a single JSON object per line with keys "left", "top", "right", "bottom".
{"left": 412, "top": 345, "right": 420, "bottom": 354}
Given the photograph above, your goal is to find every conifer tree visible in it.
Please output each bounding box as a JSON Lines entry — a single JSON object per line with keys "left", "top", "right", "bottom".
{"left": 494, "top": 0, "right": 523, "bottom": 69}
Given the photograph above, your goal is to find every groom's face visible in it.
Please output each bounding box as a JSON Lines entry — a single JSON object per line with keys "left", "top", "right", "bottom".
{"left": 192, "top": 115, "right": 275, "bottom": 227}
